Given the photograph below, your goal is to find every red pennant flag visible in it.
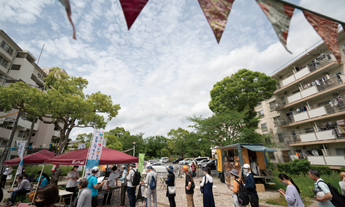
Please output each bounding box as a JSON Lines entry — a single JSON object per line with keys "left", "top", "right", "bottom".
{"left": 59, "top": 0, "right": 77, "bottom": 40}
{"left": 198, "top": 0, "right": 235, "bottom": 43}
{"left": 120, "top": 0, "right": 148, "bottom": 30}
{"left": 303, "top": 11, "right": 342, "bottom": 64}
{"left": 256, "top": 0, "right": 295, "bottom": 53}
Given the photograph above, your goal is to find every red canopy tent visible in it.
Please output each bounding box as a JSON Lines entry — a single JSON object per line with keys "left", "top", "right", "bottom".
{"left": 45, "top": 147, "right": 138, "bottom": 165}
{"left": 3, "top": 150, "right": 55, "bottom": 165}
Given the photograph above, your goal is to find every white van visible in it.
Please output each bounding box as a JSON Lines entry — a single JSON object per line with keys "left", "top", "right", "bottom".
{"left": 193, "top": 157, "right": 209, "bottom": 165}
{"left": 160, "top": 157, "right": 169, "bottom": 163}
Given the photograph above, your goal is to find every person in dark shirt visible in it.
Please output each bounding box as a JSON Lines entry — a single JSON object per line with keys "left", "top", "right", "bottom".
{"left": 243, "top": 164, "right": 259, "bottom": 207}
{"left": 183, "top": 165, "right": 194, "bottom": 207}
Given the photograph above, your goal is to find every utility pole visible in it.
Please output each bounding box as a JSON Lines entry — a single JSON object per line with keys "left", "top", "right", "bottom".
{"left": 133, "top": 142, "right": 136, "bottom": 157}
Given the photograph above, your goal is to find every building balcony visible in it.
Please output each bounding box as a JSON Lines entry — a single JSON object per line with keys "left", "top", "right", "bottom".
{"left": 308, "top": 156, "right": 345, "bottom": 167}
{"left": 274, "top": 53, "right": 338, "bottom": 94}
{"left": 275, "top": 76, "right": 345, "bottom": 110}
{"left": 0, "top": 127, "right": 11, "bottom": 140}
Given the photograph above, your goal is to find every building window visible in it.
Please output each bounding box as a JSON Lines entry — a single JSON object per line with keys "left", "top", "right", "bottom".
{"left": 268, "top": 152, "right": 275, "bottom": 160}
{"left": 261, "top": 123, "right": 268, "bottom": 132}
{"left": 0, "top": 41, "right": 14, "bottom": 56}
{"left": 277, "top": 133, "right": 286, "bottom": 143}
{"left": 0, "top": 140, "right": 7, "bottom": 146}
{"left": 335, "top": 148, "right": 345, "bottom": 155}
{"left": 305, "top": 128, "right": 315, "bottom": 133}
{"left": 0, "top": 56, "right": 8, "bottom": 68}
{"left": 17, "top": 130, "right": 24, "bottom": 137}
{"left": 0, "top": 105, "right": 4, "bottom": 112}
{"left": 38, "top": 73, "right": 43, "bottom": 80}
{"left": 11, "top": 64, "right": 21, "bottom": 70}
{"left": 258, "top": 110, "right": 264, "bottom": 118}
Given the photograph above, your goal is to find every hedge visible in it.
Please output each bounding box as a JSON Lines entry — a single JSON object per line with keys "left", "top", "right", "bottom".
{"left": 277, "top": 159, "right": 331, "bottom": 175}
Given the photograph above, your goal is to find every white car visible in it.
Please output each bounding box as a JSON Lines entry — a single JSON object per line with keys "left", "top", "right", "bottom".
{"left": 179, "top": 158, "right": 193, "bottom": 165}
{"left": 160, "top": 157, "right": 169, "bottom": 163}
{"left": 151, "top": 162, "right": 167, "bottom": 173}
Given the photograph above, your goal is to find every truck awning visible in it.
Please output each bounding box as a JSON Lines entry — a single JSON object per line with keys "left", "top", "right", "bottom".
{"left": 242, "top": 145, "right": 276, "bottom": 152}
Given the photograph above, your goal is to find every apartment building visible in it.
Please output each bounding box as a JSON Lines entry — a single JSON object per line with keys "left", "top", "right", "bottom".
{"left": 0, "top": 30, "right": 60, "bottom": 159}
{"left": 256, "top": 31, "right": 345, "bottom": 170}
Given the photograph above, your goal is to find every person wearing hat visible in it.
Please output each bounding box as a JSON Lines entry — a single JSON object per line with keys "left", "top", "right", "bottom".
{"left": 183, "top": 165, "right": 195, "bottom": 207}
{"left": 228, "top": 169, "right": 246, "bottom": 207}
{"left": 142, "top": 165, "right": 157, "bottom": 207}
{"left": 200, "top": 166, "right": 215, "bottom": 207}
{"left": 126, "top": 163, "right": 137, "bottom": 207}
{"left": 65, "top": 165, "right": 79, "bottom": 205}
{"left": 243, "top": 164, "right": 259, "bottom": 207}
{"left": 165, "top": 166, "right": 176, "bottom": 207}
{"left": 87, "top": 166, "right": 104, "bottom": 207}
{"left": 118, "top": 165, "right": 128, "bottom": 207}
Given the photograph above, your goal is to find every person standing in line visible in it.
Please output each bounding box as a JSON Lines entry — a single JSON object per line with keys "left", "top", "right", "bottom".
{"left": 228, "top": 169, "right": 246, "bottom": 207}
{"left": 278, "top": 173, "right": 305, "bottom": 207}
{"left": 308, "top": 169, "right": 334, "bottom": 207}
{"left": 141, "top": 169, "right": 148, "bottom": 207}
{"left": 242, "top": 164, "right": 259, "bottom": 207}
{"left": 200, "top": 167, "right": 215, "bottom": 207}
{"left": 118, "top": 165, "right": 128, "bottom": 207}
{"left": 183, "top": 165, "right": 195, "bottom": 207}
{"left": 65, "top": 166, "right": 79, "bottom": 205}
{"left": 76, "top": 178, "right": 92, "bottom": 207}
{"left": 51, "top": 165, "right": 61, "bottom": 186}
{"left": 113, "top": 165, "right": 121, "bottom": 187}
{"left": 339, "top": 172, "right": 345, "bottom": 196}
{"left": 191, "top": 162, "right": 196, "bottom": 178}
{"left": 1, "top": 166, "right": 12, "bottom": 188}
{"left": 103, "top": 166, "right": 117, "bottom": 206}
{"left": 142, "top": 166, "right": 157, "bottom": 207}
{"left": 87, "top": 166, "right": 105, "bottom": 207}
{"left": 166, "top": 166, "right": 176, "bottom": 207}
{"left": 126, "top": 163, "right": 137, "bottom": 207}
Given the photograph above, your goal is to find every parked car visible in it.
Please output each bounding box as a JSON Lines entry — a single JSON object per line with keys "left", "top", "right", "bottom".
{"left": 198, "top": 159, "right": 209, "bottom": 165}
{"left": 200, "top": 160, "right": 216, "bottom": 170}
{"left": 172, "top": 158, "right": 184, "bottom": 164}
{"left": 160, "top": 157, "right": 169, "bottom": 163}
{"left": 180, "top": 158, "right": 193, "bottom": 165}
{"left": 146, "top": 159, "right": 159, "bottom": 166}
{"left": 151, "top": 162, "right": 167, "bottom": 173}
{"left": 193, "top": 157, "right": 209, "bottom": 164}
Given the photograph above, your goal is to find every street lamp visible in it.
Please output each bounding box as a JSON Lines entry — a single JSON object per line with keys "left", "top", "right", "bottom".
{"left": 133, "top": 142, "right": 136, "bottom": 157}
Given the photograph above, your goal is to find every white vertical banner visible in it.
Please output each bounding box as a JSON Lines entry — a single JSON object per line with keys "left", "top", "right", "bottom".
{"left": 16, "top": 140, "right": 27, "bottom": 175}
{"left": 77, "top": 143, "right": 86, "bottom": 171}
{"left": 85, "top": 129, "right": 105, "bottom": 177}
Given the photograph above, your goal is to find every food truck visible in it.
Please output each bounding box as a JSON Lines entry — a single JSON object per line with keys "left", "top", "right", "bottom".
{"left": 216, "top": 143, "right": 276, "bottom": 188}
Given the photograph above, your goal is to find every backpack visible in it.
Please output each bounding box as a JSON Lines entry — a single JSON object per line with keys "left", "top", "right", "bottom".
{"left": 235, "top": 180, "right": 250, "bottom": 206}
{"left": 149, "top": 175, "right": 156, "bottom": 189}
{"left": 131, "top": 169, "right": 141, "bottom": 186}
{"left": 317, "top": 180, "right": 345, "bottom": 207}
{"left": 188, "top": 174, "right": 195, "bottom": 190}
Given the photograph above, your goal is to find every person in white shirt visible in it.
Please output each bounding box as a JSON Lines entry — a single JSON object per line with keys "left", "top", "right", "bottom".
{"left": 1, "top": 166, "right": 13, "bottom": 188}
{"left": 142, "top": 166, "right": 157, "bottom": 207}
{"left": 65, "top": 166, "right": 79, "bottom": 205}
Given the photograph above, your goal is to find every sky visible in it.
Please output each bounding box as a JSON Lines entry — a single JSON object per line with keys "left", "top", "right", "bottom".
{"left": 1, "top": 0, "right": 345, "bottom": 140}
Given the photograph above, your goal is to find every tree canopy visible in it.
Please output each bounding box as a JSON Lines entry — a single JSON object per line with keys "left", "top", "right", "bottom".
{"left": 0, "top": 67, "right": 120, "bottom": 155}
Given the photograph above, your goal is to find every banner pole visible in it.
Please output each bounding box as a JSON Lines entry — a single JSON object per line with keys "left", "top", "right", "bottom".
{"left": 10, "top": 173, "right": 17, "bottom": 189}
{"left": 32, "top": 164, "right": 45, "bottom": 203}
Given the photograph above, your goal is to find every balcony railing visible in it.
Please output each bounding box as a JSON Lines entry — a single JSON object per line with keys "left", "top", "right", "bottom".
{"left": 275, "top": 76, "right": 345, "bottom": 110}
{"left": 275, "top": 53, "right": 337, "bottom": 91}
{"left": 282, "top": 129, "right": 345, "bottom": 145}
{"left": 308, "top": 155, "right": 345, "bottom": 166}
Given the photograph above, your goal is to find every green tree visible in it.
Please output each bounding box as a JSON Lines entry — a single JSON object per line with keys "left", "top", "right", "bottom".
{"left": 167, "top": 128, "right": 190, "bottom": 157}
{"left": 105, "top": 133, "right": 123, "bottom": 151}
{"left": 209, "top": 69, "right": 276, "bottom": 125}
{"left": 0, "top": 67, "right": 121, "bottom": 155}
{"left": 107, "top": 127, "right": 145, "bottom": 156}
{"left": 75, "top": 133, "right": 93, "bottom": 148}
{"left": 144, "top": 136, "right": 168, "bottom": 158}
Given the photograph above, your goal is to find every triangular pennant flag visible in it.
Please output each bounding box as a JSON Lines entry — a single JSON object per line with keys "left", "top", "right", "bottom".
{"left": 59, "top": 0, "right": 77, "bottom": 40}
{"left": 256, "top": 0, "right": 295, "bottom": 54}
{"left": 303, "top": 11, "right": 342, "bottom": 64}
{"left": 119, "top": 0, "right": 149, "bottom": 30}
{"left": 198, "top": 0, "right": 235, "bottom": 43}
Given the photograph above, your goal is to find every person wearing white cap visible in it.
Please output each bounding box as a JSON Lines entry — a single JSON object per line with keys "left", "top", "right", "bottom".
{"left": 87, "top": 166, "right": 104, "bottom": 207}
{"left": 142, "top": 165, "right": 157, "bottom": 207}
{"left": 1, "top": 166, "right": 12, "bottom": 188}
{"left": 243, "top": 164, "right": 259, "bottom": 207}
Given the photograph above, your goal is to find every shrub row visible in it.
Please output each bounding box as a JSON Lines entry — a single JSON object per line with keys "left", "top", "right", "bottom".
{"left": 277, "top": 159, "right": 331, "bottom": 175}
